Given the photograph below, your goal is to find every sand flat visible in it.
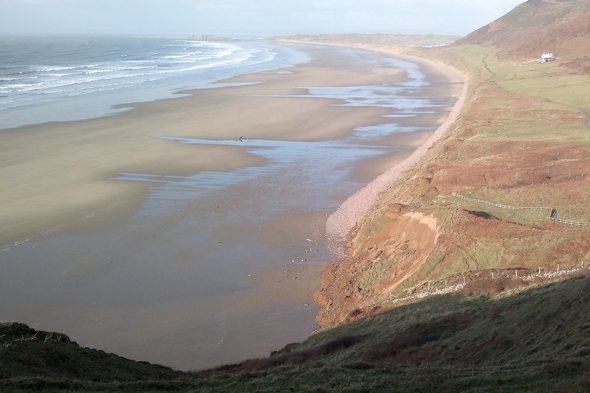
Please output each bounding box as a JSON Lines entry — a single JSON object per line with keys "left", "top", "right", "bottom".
{"left": 0, "top": 53, "right": 404, "bottom": 244}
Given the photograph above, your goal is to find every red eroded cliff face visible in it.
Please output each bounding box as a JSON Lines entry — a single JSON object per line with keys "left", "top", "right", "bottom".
{"left": 316, "top": 208, "right": 440, "bottom": 327}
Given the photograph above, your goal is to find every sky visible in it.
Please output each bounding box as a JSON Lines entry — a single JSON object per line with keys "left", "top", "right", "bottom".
{"left": 0, "top": 0, "right": 525, "bottom": 36}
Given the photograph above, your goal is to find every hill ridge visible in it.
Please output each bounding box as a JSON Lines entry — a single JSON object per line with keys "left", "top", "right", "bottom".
{"left": 457, "top": 0, "right": 590, "bottom": 58}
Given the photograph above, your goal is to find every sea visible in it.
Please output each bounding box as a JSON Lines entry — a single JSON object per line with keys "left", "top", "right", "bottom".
{"left": 0, "top": 35, "right": 308, "bottom": 130}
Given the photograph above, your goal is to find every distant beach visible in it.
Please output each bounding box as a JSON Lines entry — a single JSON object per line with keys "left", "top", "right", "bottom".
{"left": 0, "top": 40, "right": 460, "bottom": 370}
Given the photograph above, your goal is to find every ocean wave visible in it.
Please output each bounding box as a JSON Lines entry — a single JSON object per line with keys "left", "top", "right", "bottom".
{"left": 152, "top": 56, "right": 254, "bottom": 75}
{"left": 1, "top": 38, "right": 285, "bottom": 124}
{"left": 84, "top": 69, "right": 115, "bottom": 74}
{"left": 2, "top": 49, "right": 261, "bottom": 93}
{"left": 35, "top": 64, "right": 103, "bottom": 72}
{"left": 163, "top": 52, "right": 201, "bottom": 59}
{"left": 0, "top": 82, "right": 47, "bottom": 90}
{"left": 123, "top": 59, "right": 160, "bottom": 64}
{"left": 47, "top": 69, "right": 115, "bottom": 77}
{"left": 44, "top": 79, "right": 150, "bottom": 96}
{"left": 2, "top": 73, "right": 145, "bottom": 93}
{"left": 118, "top": 66, "right": 158, "bottom": 71}
{"left": 165, "top": 60, "right": 198, "bottom": 64}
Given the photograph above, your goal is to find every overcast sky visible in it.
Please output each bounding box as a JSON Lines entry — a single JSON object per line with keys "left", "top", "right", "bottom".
{"left": 1, "top": 0, "right": 524, "bottom": 36}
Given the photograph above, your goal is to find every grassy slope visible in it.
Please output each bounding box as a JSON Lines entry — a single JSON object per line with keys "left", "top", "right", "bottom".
{"left": 0, "top": 323, "right": 190, "bottom": 385}
{"left": 456, "top": 0, "right": 590, "bottom": 58}
{"left": 5, "top": 273, "right": 590, "bottom": 392}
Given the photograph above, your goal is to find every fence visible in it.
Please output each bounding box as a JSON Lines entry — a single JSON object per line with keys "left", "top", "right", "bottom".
{"left": 374, "top": 266, "right": 588, "bottom": 309}
{"left": 367, "top": 194, "right": 589, "bottom": 310}
{"left": 452, "top": 193, "right": 590, "bottom": 226}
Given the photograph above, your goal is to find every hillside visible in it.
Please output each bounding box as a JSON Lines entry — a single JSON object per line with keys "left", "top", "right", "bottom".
{"left": 315, "top": 39, "right": 590, "bottom": 327}
{"left": 456, "top": 0, "right": 590, "bottom": 58}
{"left": 4, "top": 274, "right": 590, "bottom": 391}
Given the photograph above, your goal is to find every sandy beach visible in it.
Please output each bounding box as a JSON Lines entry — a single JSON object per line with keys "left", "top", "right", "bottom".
{"left": 0, "top": 50, "right": 403, "bottom": 244}
{"left": 0, "top": 43, "right": 461, "bottom": 369}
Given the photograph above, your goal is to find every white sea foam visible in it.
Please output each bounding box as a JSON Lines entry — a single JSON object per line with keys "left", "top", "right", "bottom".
{"left": 123, "top": 60, "right": 160, "bottom": 63}
{"left": 119, "top": 66, "right": 158, "bottom": 71}
{"left": 36, "top": 64, "right": 103, "bottom": 72}
{"left": 84, "top": 69, "right": 115, "bottom": 74}
{"left": 0, "top": 37, "right": 283, "bottom": 127}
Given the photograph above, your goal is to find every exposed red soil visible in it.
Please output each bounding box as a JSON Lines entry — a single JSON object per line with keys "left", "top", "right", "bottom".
{"left": 316, "top": 207, "right": 440, "bottom": 327}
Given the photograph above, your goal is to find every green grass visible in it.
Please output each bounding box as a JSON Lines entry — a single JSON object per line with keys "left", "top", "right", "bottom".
{"left": 494, "top": 63, "right": 590, "bottom": 113}
{"left": 0, "top": 323, "right": 186, "bottom": 384}
{"left": 352, "top": 214, "right": 396, "bottom": 255}
{"left": 357, "top": 257, "right": 396, "bottom": 293}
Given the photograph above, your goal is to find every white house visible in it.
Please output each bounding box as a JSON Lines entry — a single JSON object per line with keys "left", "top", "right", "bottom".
{"left": 541, "top": 52, "right": 557, "bottom": 62}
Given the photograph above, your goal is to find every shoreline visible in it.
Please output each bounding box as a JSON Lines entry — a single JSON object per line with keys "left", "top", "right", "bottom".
{"left": 284, "top": 41, "right": 468, "bottom": 257}
{"left": 0, "top": 44, "right": 406, "bottom": 246}
{"left": 327, "top": 69, "right": 466, "bottom": 256}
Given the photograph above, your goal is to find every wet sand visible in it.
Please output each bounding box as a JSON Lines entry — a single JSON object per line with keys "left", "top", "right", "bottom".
{"left": 0, "top": 60, "right": 398, "bottom": 244}
{"left": 0, "top": 44, "right": 459, "bottom": 370}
